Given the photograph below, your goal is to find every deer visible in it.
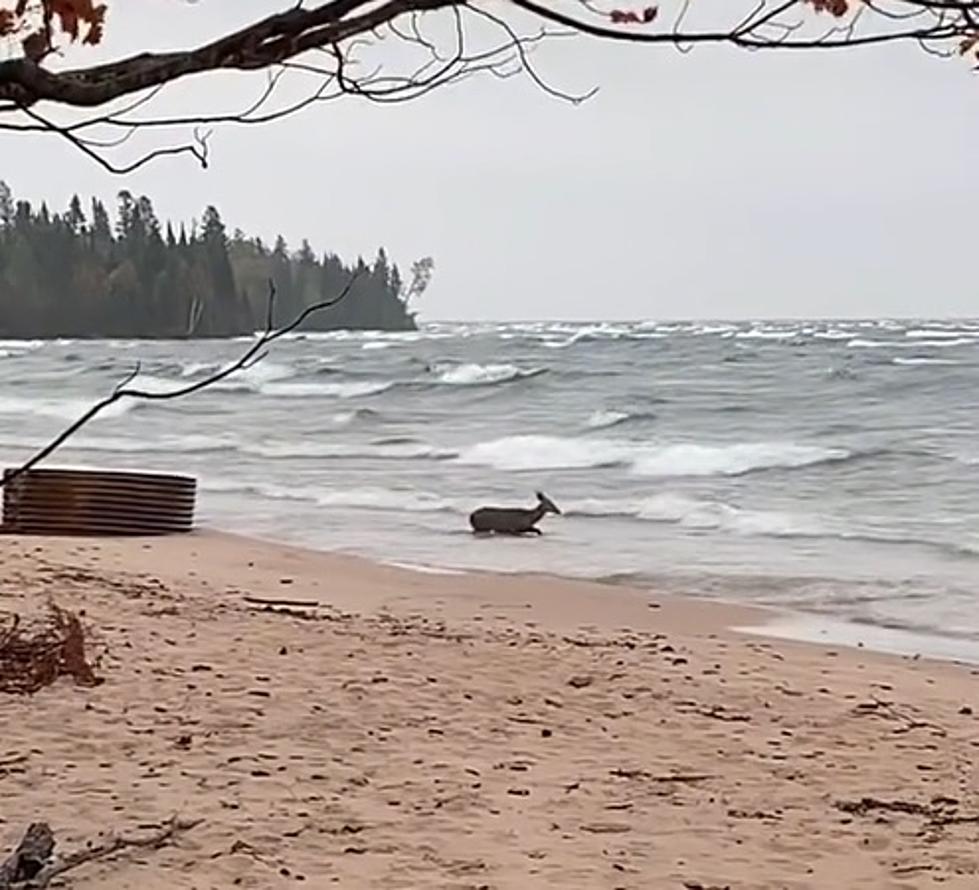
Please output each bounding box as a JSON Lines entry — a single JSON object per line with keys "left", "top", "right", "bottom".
{"left": 469, "top": 491, "right": 561, "bottom": 536}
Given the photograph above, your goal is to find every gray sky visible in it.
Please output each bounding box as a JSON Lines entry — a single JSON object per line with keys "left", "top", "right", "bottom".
{"left": 1, "top": 1, "right": 976, "bottom": 321}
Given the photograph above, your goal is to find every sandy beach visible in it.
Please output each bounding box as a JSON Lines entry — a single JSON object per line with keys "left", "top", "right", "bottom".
{"left": 1, "top": 530, "right": 978, "bottom": 889}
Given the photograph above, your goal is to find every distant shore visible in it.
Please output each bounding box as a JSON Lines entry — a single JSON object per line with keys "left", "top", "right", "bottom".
{"left": 2, "top": 528, "right": 978, "bottom": 888}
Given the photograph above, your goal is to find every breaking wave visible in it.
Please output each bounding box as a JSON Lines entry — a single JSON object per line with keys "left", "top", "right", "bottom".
{"left": 0, "top": 394, "right": 133, "bottom": 421}
{"left": 201, "top": 478, "right": 457, "bottom": 513}
{"left": 564, "top": 494, "right": 979, "bottom": 558}
{"left": 430, "top": 362, "right": 546, "bottom": 386}
{"left": 585, "top": 409, "right": 655, "bottom": 430}
{"left": 259, "top": 380, "right": 394, "bottom": 398}
{"left": 892, "top": 357, "right": 960, "bottom": 367}
{"left": 456, "top": 434, "right": 853, "bottom": 476}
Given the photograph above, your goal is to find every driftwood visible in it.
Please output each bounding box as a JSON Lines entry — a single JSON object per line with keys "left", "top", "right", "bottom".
{"left": 0, "top": 605, "right": 100, "bottom": 695}
{"left": 0, "top": 818, "right": 201, "bottom": 889}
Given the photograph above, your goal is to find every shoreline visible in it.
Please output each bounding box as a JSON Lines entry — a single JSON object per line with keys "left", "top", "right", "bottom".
{"left": 208, "top": 525, "right": 979, "bottom": 668}
{"left": 3, "top": 528, "right": 979, "bottom": 888}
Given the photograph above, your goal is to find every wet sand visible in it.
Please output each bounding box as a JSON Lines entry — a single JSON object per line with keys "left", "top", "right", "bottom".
{"left": 1, "top": 530, "right": 978, "bottom": 888}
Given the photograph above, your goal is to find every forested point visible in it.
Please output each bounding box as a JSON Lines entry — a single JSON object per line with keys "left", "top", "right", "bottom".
{"left": 0, "top": 182, "right": 421, "bottom": 338}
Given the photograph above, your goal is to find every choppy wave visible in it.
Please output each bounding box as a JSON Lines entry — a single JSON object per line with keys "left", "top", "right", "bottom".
{"left": 567, "top": 493, "right": 821, "bottom": 535}
{"left": 0, "top": 339, "right": 43, "bottom": 352}
{"left": 132, "top": 367, "right": 394, "bottom": 400}
{"left": 179, "top": 361, "right": 223, "bottom": 377}
{"left": 202, "top": 478, "right": 457, "bottom": 513}
{"left": 0, "top": 431, "right": 238, "bottom": 454}
{"left": 457, "top": 434, "right": 852, "bottom": 476}
{"left": 585, "top": 409, "right": 657, "bottom": 431}
{"left": 260, "top": 380, "right": 394, "bottom": 398}
{"left": 565, "top": 493, "right": 979, "bottom": 558}
{"left": 242, "top": 439, "right": 454, "bottom": 461}
{"left": 431, "top": 362, "right": 546, "bottom": 386}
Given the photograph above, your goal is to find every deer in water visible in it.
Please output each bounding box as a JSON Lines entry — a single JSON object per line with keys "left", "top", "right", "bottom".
{"left": 469, "top": 491, "right": 562, "bottom": 536}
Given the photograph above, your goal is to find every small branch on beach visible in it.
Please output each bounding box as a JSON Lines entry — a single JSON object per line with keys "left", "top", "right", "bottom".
{"left": 851, "top": 698, "right": 947, "bottom": 738}
{"left": 610, "top": 768, "right": 715, "bottom": 783}
{"left": 696, "top": 705, "right": 752, "bottom": 723}
{"left": 242, "top": 595, "right": 323, "bottom": 610}
{"left": 0, "top": 273, "right": 359, "bottom": 492}
{"left": 0, "top": 817, "right": 201, "bottom": 890}
{"left": 0, "top": 603, "right": 101, "bottom": 695}
{"left": 835, "top": 796, "right": 979, "bottom": 835}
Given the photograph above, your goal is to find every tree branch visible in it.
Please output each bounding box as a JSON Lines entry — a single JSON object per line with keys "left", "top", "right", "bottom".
{"left": 0, "top": 273, "right": 360, "bottom": 492}
{"left": 0, "top": 0, "right": 975, "bottom": 173}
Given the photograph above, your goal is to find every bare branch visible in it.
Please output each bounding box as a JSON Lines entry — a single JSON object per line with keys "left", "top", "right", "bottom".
{"left": 0, "top": 0, "right": 975, "bottom": 173}
{"left": 0, "top": 273, "right": 360, "bottom": 491}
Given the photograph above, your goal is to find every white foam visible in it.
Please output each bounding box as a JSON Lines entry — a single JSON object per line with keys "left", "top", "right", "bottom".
{"left": 586, "top": 409, "right": 631, "bottom": 430}
{"left": 383, "top": 561, "right": 467, "bottom": 576}
{"left": 0, "top": 394, "right": 132, "bottom": 421}
{"left": 180, "top": 361, "right": 222, "bottom": 377}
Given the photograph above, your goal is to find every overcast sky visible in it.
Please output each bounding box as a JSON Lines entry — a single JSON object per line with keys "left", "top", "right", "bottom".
{"left": 1, "top": 1, "right": 976, "bottom": 321}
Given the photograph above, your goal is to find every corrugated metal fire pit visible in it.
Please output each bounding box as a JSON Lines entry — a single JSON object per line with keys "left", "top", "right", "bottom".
{"left": 1, "top": 467, "right": 196, "bottom": 536}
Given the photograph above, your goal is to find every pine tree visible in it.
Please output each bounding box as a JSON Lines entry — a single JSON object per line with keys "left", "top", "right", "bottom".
{"left": 0, "top": 181, "right": 14, "bottom": 231}
{"left": 66, "top": 194, "right": 86, "bottom": 234}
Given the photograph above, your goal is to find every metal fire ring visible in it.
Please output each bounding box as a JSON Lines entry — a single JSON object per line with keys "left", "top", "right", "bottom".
{"left": 1, "top": 467, "right": 197, "bottom": 536}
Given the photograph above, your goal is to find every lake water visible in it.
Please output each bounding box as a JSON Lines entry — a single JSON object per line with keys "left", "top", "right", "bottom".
{"left": 2, "top": 318, "right": 978, "bottom": 648}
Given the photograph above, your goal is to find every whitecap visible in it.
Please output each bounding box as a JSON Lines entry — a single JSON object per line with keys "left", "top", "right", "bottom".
{"left": 892, "top": 357, "right": 960, "bottom": 367}
{"left": 456, "top": 434, "right": 852, "bottom": 476}
{"left": 631, "top": 442, "right": 850, "bottom": 478}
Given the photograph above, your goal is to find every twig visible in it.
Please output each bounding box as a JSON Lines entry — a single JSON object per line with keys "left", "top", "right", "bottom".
{"left": 0, "top": 273, "right": 359, "bottom": 491}
{"left": 242, "top": 595, "right": 322, "bottom": 609}
{"left": 610, "top": 768, "right": 715, "bottom": 783}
